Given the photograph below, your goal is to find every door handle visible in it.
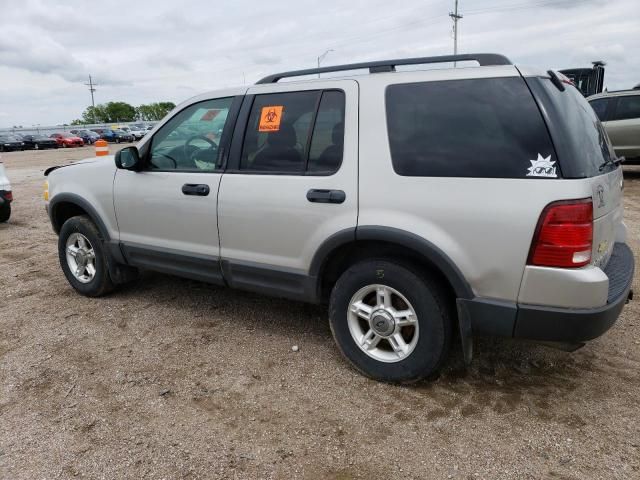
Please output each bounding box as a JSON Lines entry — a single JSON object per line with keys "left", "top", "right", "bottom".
{"left": 306, "top": 189, "right": 346, "bottom": 204}
{"left": 182, "top": 183, "right": 210, "bottom": 196}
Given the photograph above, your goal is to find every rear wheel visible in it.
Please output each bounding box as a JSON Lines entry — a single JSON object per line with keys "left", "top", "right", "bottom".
{"left": 58, "top": 216, "right": 114, "bottom": 297}
{"left": 0, "top": 203, "right": 10, "bottom": 223}
{"left": 329, "top": 259, "right": 451, "bottom": 383}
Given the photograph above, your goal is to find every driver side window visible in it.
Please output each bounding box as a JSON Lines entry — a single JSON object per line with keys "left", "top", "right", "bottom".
{"left": 148, "top": 97, "right": 233, "bottom": 172}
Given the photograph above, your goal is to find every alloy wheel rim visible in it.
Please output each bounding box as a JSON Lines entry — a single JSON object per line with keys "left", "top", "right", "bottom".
{"left": 347, "top": 284, "right": 419, "bottom": 363}
{"left": 65, "top": 233, "right": 97, "bottom": 283}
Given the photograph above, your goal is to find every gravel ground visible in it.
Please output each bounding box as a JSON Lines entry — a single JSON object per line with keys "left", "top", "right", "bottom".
{"left": 1, "top": 147, "right": 639, "bottom": 479}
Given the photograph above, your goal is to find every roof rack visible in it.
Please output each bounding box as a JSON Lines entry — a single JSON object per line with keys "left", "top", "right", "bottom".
{"left": 256, "top": 53, "right": 512, "bottom": 84}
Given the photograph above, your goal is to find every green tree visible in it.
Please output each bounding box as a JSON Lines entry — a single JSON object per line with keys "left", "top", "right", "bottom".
{"left": 80, "top": 102, "right": 136, "bottom": 124}
{"left": 136, "top": 102, "right": 176, "bottom": 121}
{"left": 70, "top": 119, "right": 85, "bottom": 126}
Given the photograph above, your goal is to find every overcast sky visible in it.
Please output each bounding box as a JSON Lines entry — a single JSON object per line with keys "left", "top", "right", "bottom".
{"left": 0, "top": 0, "right": 638, "bottom": 127}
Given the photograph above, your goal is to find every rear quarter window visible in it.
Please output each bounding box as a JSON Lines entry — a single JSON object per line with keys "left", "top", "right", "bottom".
{"left": 526, "top": 78, "right": 616, "bottom": 178}
{"left": 385, "top": 77, "right": 556, "bottom": 178}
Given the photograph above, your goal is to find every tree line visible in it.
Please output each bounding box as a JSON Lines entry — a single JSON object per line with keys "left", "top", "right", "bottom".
{"left": 71, "top": 101, "right": 176, "bottom": 125}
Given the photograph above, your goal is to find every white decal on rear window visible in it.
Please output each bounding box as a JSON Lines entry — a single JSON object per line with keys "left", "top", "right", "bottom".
{"left": 526, "top": 154, "right": 557, "bottom": 178}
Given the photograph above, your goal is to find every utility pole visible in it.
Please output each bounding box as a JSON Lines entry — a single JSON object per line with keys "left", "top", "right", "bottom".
{"left": 84, "top": 75, "right": 98, "bottom": 124}
{"left": 449, "top": 0, "right": 463, "bottom": 66}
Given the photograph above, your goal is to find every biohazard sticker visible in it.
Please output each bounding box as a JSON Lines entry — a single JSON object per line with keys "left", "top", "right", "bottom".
{"left": 526, "top": 154, "right": 557, "bottom": 178}
{"left": 259, "top": 106, "right": 283, "bottom": 132}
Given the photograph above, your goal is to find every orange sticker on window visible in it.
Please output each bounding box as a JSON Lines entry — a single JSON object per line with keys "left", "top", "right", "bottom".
{"left": 201, "top": 109, "right": 222, "bottom": 121}
{"left": 259, "top": 106, "right": 284, "bottom": 132}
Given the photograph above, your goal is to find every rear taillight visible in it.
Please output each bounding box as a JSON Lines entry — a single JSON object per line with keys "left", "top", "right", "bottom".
{"left": 528, "top": 199, "right": 593, "bottom": 268}
{"left": 4, "top": 191, "right": 12, "bottom": 201}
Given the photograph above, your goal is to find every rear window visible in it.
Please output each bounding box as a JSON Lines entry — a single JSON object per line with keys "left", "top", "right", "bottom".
{"left": 532, "top": 79, "right": 616, "bottom": 177}
{"left": 385, "top": 77, "right": 556, "bottom": 178}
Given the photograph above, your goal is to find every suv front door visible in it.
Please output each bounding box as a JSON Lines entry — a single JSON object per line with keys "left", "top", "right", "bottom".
{"left": 218, "top": 80, "right": 358, "bottom": 300}
{"left": 113, "top": 94, "right": 241, "bottom": 284}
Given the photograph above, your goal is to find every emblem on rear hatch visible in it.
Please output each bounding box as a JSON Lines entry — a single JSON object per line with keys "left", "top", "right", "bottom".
{"left": 526, "top": 154, "right": 557, "bottom": 178}
{"left": 596, "top": 185, "right": 605, "bottom": 208}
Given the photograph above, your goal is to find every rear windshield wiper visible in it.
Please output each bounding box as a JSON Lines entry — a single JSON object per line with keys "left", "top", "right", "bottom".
{"left": 599, "top": 156, "right": 625, "bottom": 171}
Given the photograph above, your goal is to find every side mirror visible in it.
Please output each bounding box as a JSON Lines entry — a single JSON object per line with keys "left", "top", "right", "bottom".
{"left": 115, "top": 146, "right": 141, "bottom": 171}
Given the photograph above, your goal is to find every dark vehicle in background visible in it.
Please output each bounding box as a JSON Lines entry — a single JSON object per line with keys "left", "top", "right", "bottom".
{"left": 50, "top": 133, "right": 84, "bottom": 148}
{"left": 92, "top": 128, "right": 133, "bottom": 143}
{"left": 21, "top": 134, "right": 59, "bottom": 150}
{"left": 559, "top": 61, "right": 605, "bottom": 97}
{"left": 70, "top": 129, "right": 99, "bottom": 145}
{"left": 0, "top": 135, "right": 25, "bottom": 151}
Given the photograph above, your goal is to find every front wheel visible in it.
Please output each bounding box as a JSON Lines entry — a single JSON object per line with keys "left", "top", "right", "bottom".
{"left": 0, "top": 203, "right": 10, "bottom": 223}
{"left": 58, "top": 216, "right": 114, "bottom": 297}
{"left": 329, "top": 260, "right": 452, "bottom": 383}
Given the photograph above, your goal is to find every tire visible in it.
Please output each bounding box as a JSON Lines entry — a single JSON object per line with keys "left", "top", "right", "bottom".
{"left": 0, "top": 203, "right": 10, "bottom": 223}
{"left": 35, "top": 143, "right": 39, "bottom": 150}
{"left": 329, "top": 259, "right": 452, "bottom": 383}
{"left": 58, "top": 215, "right": 114, "bottom": 297}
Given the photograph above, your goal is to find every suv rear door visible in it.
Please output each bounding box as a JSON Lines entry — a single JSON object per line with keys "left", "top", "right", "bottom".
{"left": 217, "top": 80, "right": 358, "bottom": 300}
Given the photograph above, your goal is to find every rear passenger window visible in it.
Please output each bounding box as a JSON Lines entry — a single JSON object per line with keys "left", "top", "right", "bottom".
{"left": 240, "top": 90, "right": 345, "bottom": 174}
{"left": 385, "top": 78, "right": 556, "bottom": 178}
{"left": 612, "top": 96, "right": 640, "bottom": 121}
{"left": 589, "top": 98, "right": 609, "bottom": 121}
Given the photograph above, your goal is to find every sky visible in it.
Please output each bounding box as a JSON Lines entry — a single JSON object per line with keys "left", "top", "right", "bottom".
{"left": 0, "top": 0, "right": 638, "bottom": 127}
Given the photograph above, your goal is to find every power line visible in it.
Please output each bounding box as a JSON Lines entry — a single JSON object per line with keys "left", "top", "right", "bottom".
{"left": 465, "top": 0, "right": 575, "bottom": 16}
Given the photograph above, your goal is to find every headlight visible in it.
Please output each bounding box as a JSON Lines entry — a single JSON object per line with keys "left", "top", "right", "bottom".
{"left": 43, "top": 180, "right": 49, "bottom": 201}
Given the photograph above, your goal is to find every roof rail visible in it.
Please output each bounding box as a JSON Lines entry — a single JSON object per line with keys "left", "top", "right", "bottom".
{"left": 256, "top": 53, "right": 512, "bottom": 84}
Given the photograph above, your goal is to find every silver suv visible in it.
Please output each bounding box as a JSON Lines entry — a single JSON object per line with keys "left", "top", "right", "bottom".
{"left": 44, "top": 54, "right": 635, "bottom": 383}
{"left": 588, "top": 88, "right": 640, "bottom": 162}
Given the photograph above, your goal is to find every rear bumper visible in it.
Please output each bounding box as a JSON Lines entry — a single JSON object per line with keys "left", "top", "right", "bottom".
{"left": 464, "top": 242, "right": 635, "bottom": 343}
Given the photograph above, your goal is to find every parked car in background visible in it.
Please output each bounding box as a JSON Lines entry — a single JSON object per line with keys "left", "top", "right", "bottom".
{"left": 589, "top": 89, "right": 640, "bottom": 162}
{"left": 0, "top": 159, "right": 12, "bottom": 222}
{"left": 70, "top": 129, "right": 100, "bottom": 145}
{"left": 0, "top": 134, "right": 25, "bottom": 151}
{"left": 113, "top": 126, "right": 144, "bottom": 140}
{"left": 21, "top": 134, "right": 59, "bottom": 150}
{"left": 92, "top": 128, "right": 134, "bottom": 143}
{"left": 50, "top": 133, "right": 84, "bottom": 148}
{"left": 128, "top": 127, "right": 147, "bottom": 140}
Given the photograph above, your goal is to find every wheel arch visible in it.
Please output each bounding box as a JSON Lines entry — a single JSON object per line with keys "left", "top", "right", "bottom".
{"left": 310, "top": 226, "right": 474, "bottom": 303}
{"left": 49, "top": 193, "right": 111, "bottom": 241}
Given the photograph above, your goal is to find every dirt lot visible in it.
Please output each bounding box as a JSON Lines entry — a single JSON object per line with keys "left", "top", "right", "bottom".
{"left": 1, "top": 146, "right": 639, "bottom": 480}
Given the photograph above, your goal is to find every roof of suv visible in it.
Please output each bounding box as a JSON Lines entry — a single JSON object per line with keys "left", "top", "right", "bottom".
{"left": 589, "top": 89, "right": 640, "bottom": 100}
{"left": 181, "top": 53, "right": 543, "bottom": 111}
